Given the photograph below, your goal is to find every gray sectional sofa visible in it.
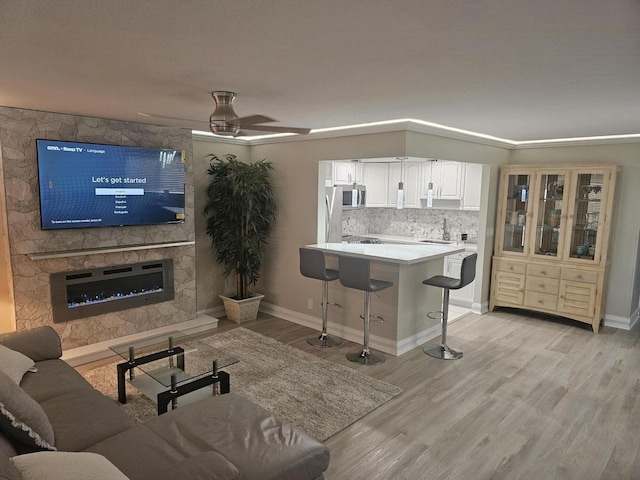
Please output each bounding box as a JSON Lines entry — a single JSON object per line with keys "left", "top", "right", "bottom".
{"left": 0, "top": 326, "right": 330, "bottom": 480}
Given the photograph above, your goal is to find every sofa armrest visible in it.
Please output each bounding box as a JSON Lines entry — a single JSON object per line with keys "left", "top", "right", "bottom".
{"left": 0, "top": 327, "right": 62, "bottom": 362}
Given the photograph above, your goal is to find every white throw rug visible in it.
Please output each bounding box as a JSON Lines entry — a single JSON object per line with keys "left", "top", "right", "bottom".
{"left": 82, "top": 327, "right": 402, "bottom": 441}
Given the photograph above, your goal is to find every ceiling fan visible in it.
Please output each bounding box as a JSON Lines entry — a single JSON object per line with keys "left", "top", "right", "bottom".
{"left": 140, "top": 91, "right": 311, "bottom": 137}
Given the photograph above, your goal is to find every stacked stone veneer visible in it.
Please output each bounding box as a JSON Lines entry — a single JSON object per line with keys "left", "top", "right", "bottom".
{"left": 0, "top": 107, "right": 196, "bottom": 349}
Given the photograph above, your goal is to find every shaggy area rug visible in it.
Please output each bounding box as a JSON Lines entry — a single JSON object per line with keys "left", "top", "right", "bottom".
{"left": 82, "top": 327, "right": 402, "bottom": 441}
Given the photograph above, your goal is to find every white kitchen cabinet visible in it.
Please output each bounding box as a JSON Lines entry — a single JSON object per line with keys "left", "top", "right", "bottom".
{"left": 333, "top": 161, "right": 363, "bottom": 185}
{"left": 389, "top": 162, "right": 421, "bottom": 208}
{"left": 362, "top": 163, "right": 390, "bottom": 207}
{"left": 363, "top": 162, "right": 421, "bottom": 208}
{"left": 420, "top": 160, "right": 463, "bottom": 200}
{"left": 461, "top": 163, "right": 483, "bottom": 210}
{"left": 445, "top": 250, "right": 476, "bottom": 307}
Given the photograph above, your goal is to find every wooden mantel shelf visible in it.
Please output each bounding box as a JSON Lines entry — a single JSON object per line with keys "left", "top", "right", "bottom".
{"left": 26, "top": 241, "right": 195, "bottom": 260}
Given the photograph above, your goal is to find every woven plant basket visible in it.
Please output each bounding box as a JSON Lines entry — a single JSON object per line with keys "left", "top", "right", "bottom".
{"left": 219, "top": 294, "right": 265, "bottom": 323}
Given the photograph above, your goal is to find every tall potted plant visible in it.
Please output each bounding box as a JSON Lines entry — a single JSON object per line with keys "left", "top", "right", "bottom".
{"left": 204, "top": 153, "right": 276, "bottom": 322}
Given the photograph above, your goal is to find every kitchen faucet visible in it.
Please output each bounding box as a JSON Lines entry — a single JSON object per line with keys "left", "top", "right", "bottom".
{"left": 442, "top": 218, "right": 450, "bottom": 241}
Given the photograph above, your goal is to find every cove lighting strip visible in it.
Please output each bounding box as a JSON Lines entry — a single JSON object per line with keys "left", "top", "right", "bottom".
{"left": 194, "top": 118, "right": 640, "bottom": 147}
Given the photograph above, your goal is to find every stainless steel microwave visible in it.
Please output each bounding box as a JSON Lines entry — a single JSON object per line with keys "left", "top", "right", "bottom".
{"left": 339, "top": 185, "right": 366, "bottom": 207}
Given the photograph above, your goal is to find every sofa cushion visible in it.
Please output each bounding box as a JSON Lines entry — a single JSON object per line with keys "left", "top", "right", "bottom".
{"left": 88, "top": 427, "right": 241, "bottom": 480}
{"left": 85, "top": 425, "right": 187, "bottom": 478}
{"left": 0, "top": 344, "right": 34, "bottom": 385}
{"left": 11, "top": 451, "right": 129, "bottom": 480}
{"left": 0, "top": 371, "right": 55, "bottom": 452}
{"left": 19, "top": 359, "right": 95, "bottom": 403}
{"left": 144, "top": 393, "right": 330, "bottom": 480}
{"left": 136, "top": 451, "right": 241, "bottom": 480}
{"left": 0, "top": 451, "right": 22, "bottom": 480}
{"left": 0, "top": 431, "right": 17, "bottom": 458}
{"left": 0, "top": 327, "right": 62, "bottom": 362}
{"left": 39, "top": 388, "right": 134, "bottom": 451}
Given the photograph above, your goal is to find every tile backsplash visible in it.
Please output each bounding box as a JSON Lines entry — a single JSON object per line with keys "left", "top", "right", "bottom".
{"left": 343, "top": 207, "right": 479, "bottom": 242}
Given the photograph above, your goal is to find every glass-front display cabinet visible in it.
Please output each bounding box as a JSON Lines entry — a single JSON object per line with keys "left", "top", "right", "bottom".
{"left": 491, "top": 164, "right": 620, "bottom": 333}
{"left": 565, "top": 170, "right": 608, "bottom": 263}
{"left": 530, "top": 170, "right": 567, "bottom": 260}
{"left": 495, "top": 167, "right": 532, "bottom": 256}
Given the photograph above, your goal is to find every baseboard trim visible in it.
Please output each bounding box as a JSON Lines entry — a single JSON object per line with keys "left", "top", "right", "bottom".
{"left": 603, "top": 313, "right": 632, "bottom": 330}
{"left": 259, "top": 302, "right": 441, "bottom": 356}
{"left": 61, "top": 314, "right": 219, "bottom": 367}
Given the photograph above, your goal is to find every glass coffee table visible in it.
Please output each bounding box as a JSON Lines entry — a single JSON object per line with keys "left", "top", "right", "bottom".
{"left": 109, "top": 330, "right": 238, "bottom": 415}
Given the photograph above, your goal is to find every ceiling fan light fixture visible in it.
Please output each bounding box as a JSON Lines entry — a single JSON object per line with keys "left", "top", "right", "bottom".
{"left": 209, "top": 121, "right": 241, "bottom": 136}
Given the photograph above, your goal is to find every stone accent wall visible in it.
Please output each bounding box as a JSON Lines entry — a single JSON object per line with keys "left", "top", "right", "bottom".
{"left": 0, "top": 107, "right": 196, "bottom": 349}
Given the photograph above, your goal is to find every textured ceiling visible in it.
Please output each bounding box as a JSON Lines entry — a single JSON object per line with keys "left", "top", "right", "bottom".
{"left": 1, "top": 0, "right": 639, "bottom": 141}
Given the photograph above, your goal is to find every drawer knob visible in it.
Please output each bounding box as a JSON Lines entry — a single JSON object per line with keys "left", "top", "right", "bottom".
{"left": 541, "top": 270, "right": 547, "bottom": 275}
{"left": 577, "top": 275, "right": 583, "bottom": 279}
{"left": 538, "top": 299, "right": 544, "bottom": 304}
{"left": 540, "top": 284, "right": 545, "bottom": 289}
{"left": 509, "top": 266, "right": 514, "bottom": 271}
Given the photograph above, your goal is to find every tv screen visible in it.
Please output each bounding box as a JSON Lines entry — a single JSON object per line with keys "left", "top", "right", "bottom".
{"left": 36, "top": 139, "right": 185, "bottom": 230}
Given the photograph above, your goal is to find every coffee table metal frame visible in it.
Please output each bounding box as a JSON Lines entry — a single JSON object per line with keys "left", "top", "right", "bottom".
{"left": 113, "top": 334, "right": 231, "bottom": 415}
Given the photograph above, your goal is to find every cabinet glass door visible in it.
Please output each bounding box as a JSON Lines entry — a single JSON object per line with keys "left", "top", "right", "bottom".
{"left": 501, "top": 173, "right": 530, "bottom": 253}
{"left": 532, "top": 173, "right": 566, "bottom": 258}
{"left": 568, "top": 172, "right": 604, "bottom": 261}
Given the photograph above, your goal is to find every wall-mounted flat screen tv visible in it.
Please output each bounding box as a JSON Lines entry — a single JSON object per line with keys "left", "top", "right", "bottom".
{"left": 36, "top": 139, "right": 185, "bottom": 230}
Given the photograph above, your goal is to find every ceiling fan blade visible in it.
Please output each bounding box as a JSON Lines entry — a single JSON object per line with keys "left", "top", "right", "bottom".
{"left": 242, "top": 124, "right": 311, "bottom": 135}
{"left": 227, "top": 114, "right": 276, "bottom": 127}
{"left": 138, "top": 112, "right": 211, "bottom": 126}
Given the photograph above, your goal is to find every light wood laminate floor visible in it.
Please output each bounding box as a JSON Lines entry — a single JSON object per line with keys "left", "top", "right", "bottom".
{"left": 233, "top": 309, "right": 640, "bottom": 480}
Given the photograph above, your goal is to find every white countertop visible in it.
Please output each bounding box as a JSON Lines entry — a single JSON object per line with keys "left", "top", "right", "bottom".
{"left": 307, "top": 242, "right": 465, "bottom": 265}
{"left": 354, "top": 234, "right": 478, "bottom": 251}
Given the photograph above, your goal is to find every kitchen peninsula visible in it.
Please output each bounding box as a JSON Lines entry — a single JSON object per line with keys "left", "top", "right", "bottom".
{"left": 306, "top": 242, "right": 464, "bottom": 355}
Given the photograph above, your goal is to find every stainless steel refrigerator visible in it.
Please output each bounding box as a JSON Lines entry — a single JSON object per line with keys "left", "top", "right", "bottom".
{"left": 325, "top": 186, "right": 343, "bottom": 242}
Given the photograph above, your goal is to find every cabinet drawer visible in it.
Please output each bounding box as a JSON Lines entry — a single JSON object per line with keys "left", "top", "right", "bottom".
{"left": 527, "top": 264, "right": 560, "bottom": 279}
{"left": 494, "top": 271, "right": 525, "bottom": 305}
{"left": 524, "top": 291, "right": 558, "bottom": 311}
{"left": 496, "top": 259, "right": 526, "bottom": 275}
{"left": 525, "top": 276, "right": 560, "bottom": 294}
{"left": 561, "top": 268, "right": 599, "bottom": 284}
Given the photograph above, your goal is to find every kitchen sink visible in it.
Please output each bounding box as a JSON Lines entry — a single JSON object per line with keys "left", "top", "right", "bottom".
{"left": 419, "top": 239, "right": 455, "bottom": 244}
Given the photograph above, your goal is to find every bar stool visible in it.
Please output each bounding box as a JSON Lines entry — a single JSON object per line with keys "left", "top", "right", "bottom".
{"left": 299, "top": 248, "right": 343, "bottom": 347}
{"left": 423, "top": 253, "right": 477, "bottom": 360}
{"left": 338, "top": 255, "right": 393, "bottom": 365}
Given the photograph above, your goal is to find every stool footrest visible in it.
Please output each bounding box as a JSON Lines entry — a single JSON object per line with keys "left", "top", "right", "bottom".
{"left": 427, "top": 310, "right": 444, "bottom": 320}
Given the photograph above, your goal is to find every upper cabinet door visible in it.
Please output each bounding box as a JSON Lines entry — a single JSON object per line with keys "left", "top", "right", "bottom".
{"left": 389, "top": 162, "right": 421, "bottom": 208}
{"left": 333, "top": 161, "right": 363, "bottom": 185}
{"left": 420, "top": 160, "right": 463, "bottom": 199}
{"left": 438, "top": 161, "right": 463, "bottom": 199}
{"left": 563, "top": 169, "right": 612, "bottom": 265}
{"left": 362, "top": 163, "right": 389, "bottom": 207}
{"left": 495, "top": 168, "right": 532, "bottom": 256}
{"left": 529, "top": 170, "right": 568, "bottom": 260}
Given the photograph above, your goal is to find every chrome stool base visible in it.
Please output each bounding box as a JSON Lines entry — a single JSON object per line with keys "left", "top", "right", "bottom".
{"left": 347, "top": 349, "right": 386, "bottom": 365}
{"left": 423, "top": 344, "right": 463, "bottom": 360}
{"left": 307, "top": 333, "right": 343, "bottom": 348}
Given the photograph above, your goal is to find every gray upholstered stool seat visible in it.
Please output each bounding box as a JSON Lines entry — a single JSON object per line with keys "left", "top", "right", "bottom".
{"left": 338, "top": 255, "right": 393, "bottom": 365}
{"left": 299, "top": 247, "right": 343, "bottom": 347}
{"left": 423, "top": 253, "right": 477, "bottom": 360}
